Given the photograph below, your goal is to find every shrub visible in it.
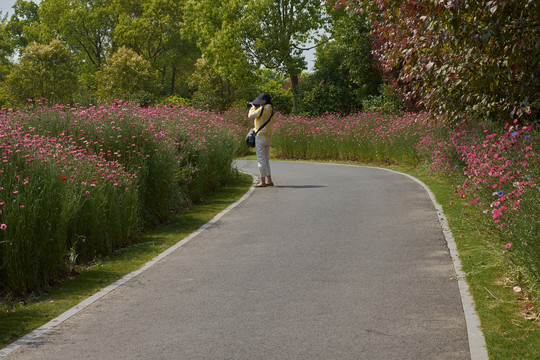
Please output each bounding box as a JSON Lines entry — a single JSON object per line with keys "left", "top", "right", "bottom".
{"left": 0, "top": 103, "right": 243, "bottom": 295}
{"left": 2, "top": 39, "right": 78, "bottom": 105}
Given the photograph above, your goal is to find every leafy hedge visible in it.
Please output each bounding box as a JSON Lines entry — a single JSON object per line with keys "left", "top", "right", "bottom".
{"left": 0, "top": 103, "right": 243, "bottom": 294}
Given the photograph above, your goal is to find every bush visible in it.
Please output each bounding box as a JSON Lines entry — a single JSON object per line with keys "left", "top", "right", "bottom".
{"left": 1, "top": 39, "right": 78, "bottom": 106}
{"left": 96, "top": 47, "right": 161, "bottom": 103}
{"left": 362, "top": 84, "right": 403, "bottom": 114}
{"left": 0, "top": 103, "right": 243, "bottom": 295}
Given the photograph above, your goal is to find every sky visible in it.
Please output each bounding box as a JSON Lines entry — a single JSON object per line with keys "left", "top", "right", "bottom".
{"left": 0, "top": 0, "right": 316, "bottom": 70}
{"left": 0, "top": 0, "right": 20, "bottom": 16}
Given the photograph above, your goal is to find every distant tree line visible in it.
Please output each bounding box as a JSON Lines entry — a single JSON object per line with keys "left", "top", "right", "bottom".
{"left": 0, "top": 0, "right": 385, "bottom": 115}
{"left": 2, "top": 0, "right": 534, "bottom": 122}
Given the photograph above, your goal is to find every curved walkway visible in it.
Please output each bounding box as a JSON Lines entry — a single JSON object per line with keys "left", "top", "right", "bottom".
{"left": 2, "top": 161, "right": 487, "bottom": 359}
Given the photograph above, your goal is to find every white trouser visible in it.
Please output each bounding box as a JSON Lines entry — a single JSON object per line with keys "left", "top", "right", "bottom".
{"left": 255, "top": 135, "right": 271, "bottom": 178}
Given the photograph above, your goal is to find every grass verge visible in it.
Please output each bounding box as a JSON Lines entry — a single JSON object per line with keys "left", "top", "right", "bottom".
{"left": 0, "top": 172, "right": 253, "bottom": 350}
{"left": 398, "top": 166, "right": 540, "bottom": 360}
{"left": 246, "top": 154, "right": 539, "bottom": 359}
{"left": 325, "top": 160, "right": 540, "bottom": 360}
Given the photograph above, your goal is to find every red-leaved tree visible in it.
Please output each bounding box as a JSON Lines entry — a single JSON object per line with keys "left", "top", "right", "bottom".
{"left": 331, "top": 0, "right": 539, "bottom": 123}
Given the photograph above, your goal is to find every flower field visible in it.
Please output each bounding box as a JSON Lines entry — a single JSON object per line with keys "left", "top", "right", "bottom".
{"left": 270, "top": 111, "right": 429, "bottom": 165}
{"left": 0, "top": 103, "right": 243, "bottom": 294}
{"left": 265, "top": 111, "right": 539, "bottom": 304}
{"left": 1, "top": 104, "right": 538, "bottom": 306}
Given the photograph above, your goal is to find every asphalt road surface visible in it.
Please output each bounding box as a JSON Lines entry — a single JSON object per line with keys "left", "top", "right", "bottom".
{"left": 5, "top": 161, "right": 473, "bottom": 359}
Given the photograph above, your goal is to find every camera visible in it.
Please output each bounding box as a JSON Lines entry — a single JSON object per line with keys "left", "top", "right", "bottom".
{"left": 246, "top": 101, "right": 253, "bottom": 109}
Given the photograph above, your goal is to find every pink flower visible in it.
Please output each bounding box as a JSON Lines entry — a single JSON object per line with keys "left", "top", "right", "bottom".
{"left": 0, "top": 224, "right": 6, "bottom": 230}
{"left": 505, "top": 243, "right": 512, "bottom": 249}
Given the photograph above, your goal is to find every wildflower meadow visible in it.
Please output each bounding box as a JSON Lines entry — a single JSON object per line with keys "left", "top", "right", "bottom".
{"left": 0, "top": 103, "right": 243, "bottom": 294}
{"left": 1, "top": 104, "right": 538, "bottom": 308}
{"left": 262, "top": 111, "right": 539, "bottom": 305}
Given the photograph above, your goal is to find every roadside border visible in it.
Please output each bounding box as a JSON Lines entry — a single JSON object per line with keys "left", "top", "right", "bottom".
{"left": 331, "top": 163, "right": 489, "bottom": 360}
{"left": 0, "top": 177, "right": 257, "bottom": 358}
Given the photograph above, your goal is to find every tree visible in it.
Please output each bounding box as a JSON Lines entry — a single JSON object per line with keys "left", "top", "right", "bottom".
{"left": 113, "top": 0, "right": 199, "bottom": 95}
{"left": 184, "top": 0, "right": 258, "bottom": 109}
{"left": 184, "top": 0, "right": 328, "bottom": 111}
{"left": 0, "top": 13, "right": 14, "bottom": 83}
{"left": 2, "top": 39, "right": 78, "bottom": 104}
{"left": 40, "top": 0, "right": 115, "bottom": 70}
{"left": 5, "top": 0, "right": 46, "bottom": 51}
{"left": 338, "top": 0, "right": 540, "bottom": 123}
{"left": 297, "top": 7, "right": 381, "bottom": 115}
{"left": 255, "top": 67, "right": 294, "bottom": 114}
{"left": 96, "top": 46, "right": 161, "bottom": 102}
{"left": 240, "top": 0, "right": 329, "bottom": 107}
{"left": 188, "top": 58, "right": 251, "bottom": 112}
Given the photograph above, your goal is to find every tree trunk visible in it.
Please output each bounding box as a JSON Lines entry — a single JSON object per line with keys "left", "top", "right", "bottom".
{"left": 289, "top": 73, "right": 299, "bottom": 110}
{"left": 170, "top": 64, "right": 177, "bottom": 95}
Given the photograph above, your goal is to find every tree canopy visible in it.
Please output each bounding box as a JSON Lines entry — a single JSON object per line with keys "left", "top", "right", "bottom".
{"left": 2, "top": 39, "right": 78, "bottom": 104}
{"left": 0, "top": 0, "right": 535, "bottom": 120}
{"left": 297, "top": 7, "right": 381, "bottom": 115}
{"left": 184, "top": 0, "right": 329, "bottom": 110}
{"left": 336, "top": 0, "right": 539, "bottom": 123}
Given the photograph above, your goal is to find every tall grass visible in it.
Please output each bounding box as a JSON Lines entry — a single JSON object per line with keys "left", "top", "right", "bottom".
{"left": 0, "top": 103, "right": 242, "bottom": 295}
{"left": 271, "top": 112, "right": 429, "bottom": 165}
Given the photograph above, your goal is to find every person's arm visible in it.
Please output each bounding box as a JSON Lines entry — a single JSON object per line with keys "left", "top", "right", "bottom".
{"left": 248, "top": 105, "right": 262, "bottom": 119}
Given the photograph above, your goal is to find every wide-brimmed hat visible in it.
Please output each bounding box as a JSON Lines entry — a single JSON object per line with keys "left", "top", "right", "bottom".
{"left": 252, "top": 93, "right": 272, "bottom": 105}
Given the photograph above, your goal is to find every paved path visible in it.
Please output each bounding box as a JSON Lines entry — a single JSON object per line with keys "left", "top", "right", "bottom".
{"left": 4, "top": 161, "right": 478, "bottom": 359}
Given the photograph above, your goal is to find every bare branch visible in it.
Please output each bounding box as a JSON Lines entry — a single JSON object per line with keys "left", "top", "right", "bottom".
{"left": 292, "top": 36, "right": 332, "bottom": 51}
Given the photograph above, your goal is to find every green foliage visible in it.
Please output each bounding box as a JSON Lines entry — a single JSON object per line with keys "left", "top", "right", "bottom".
{"left": 239, "top": 0, "right": 328, "bottom": 104}
{"left": 1, "top": 39, "right": 78, "bottom": 105}
{"left": 255, "top": 68, "right": 293, "bottom": 114}
{"left": 5, "top": 0, "right": 45, "bottom": 51}
{"left": 185, "top": 0, "right": 328, "bottom": 110}
{"left": 114, "top": 0, "right": 199, "bottom": 95}
{"left": 0, "top": 17, "right": 13, "bottom": 82}
{"left": 341, "top": 0, "right": 540, "bottom": 123}
{"left": 96, "top": 46, "right": 161, "bottom": 103}
{"left": 160, "top": 95, "right": 191, "bottom": 107}
{"left": 189, "top": 58, "right": 253, "bottom": 112}
{"left": 184, "top": 0, "right": 256, "bottom": 103}
{"left": 40, "top": 0, "right": 114, "bottom": 69}
{"left": 295, "top": 9, "right": 381, "bottom": 115}
{"left": 362, "top": 84, "right": 403, "bottom": 114}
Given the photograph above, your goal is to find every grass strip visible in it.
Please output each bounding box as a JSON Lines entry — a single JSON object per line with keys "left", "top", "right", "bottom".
{"left": 398, "top": 166, "right": 540, "bottom": 360}
{"left": 0, "top": 172, "right": 253, "bottom": 350}
{"left": 302, "top": 159, "right": 539, "bottom": 360}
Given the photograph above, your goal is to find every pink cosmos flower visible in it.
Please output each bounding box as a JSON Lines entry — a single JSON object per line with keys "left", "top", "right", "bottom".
{"left": 505, "top": 243, "right": 512, "bottom": 249}
{"left": 0, "top": 224, "right": 6, "bottom": 230}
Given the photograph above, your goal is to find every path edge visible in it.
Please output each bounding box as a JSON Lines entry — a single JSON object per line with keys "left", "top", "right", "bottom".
{"left": 331, "top": 162, "right": 489, "bottom": 360}
{"left": 0, "top": 175, "right": 257, "bottom": 358}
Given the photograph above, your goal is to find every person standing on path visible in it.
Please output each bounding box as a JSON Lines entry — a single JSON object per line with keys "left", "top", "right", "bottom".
{"left": 248, "top": 93, "right": 274, "bottom": 187}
